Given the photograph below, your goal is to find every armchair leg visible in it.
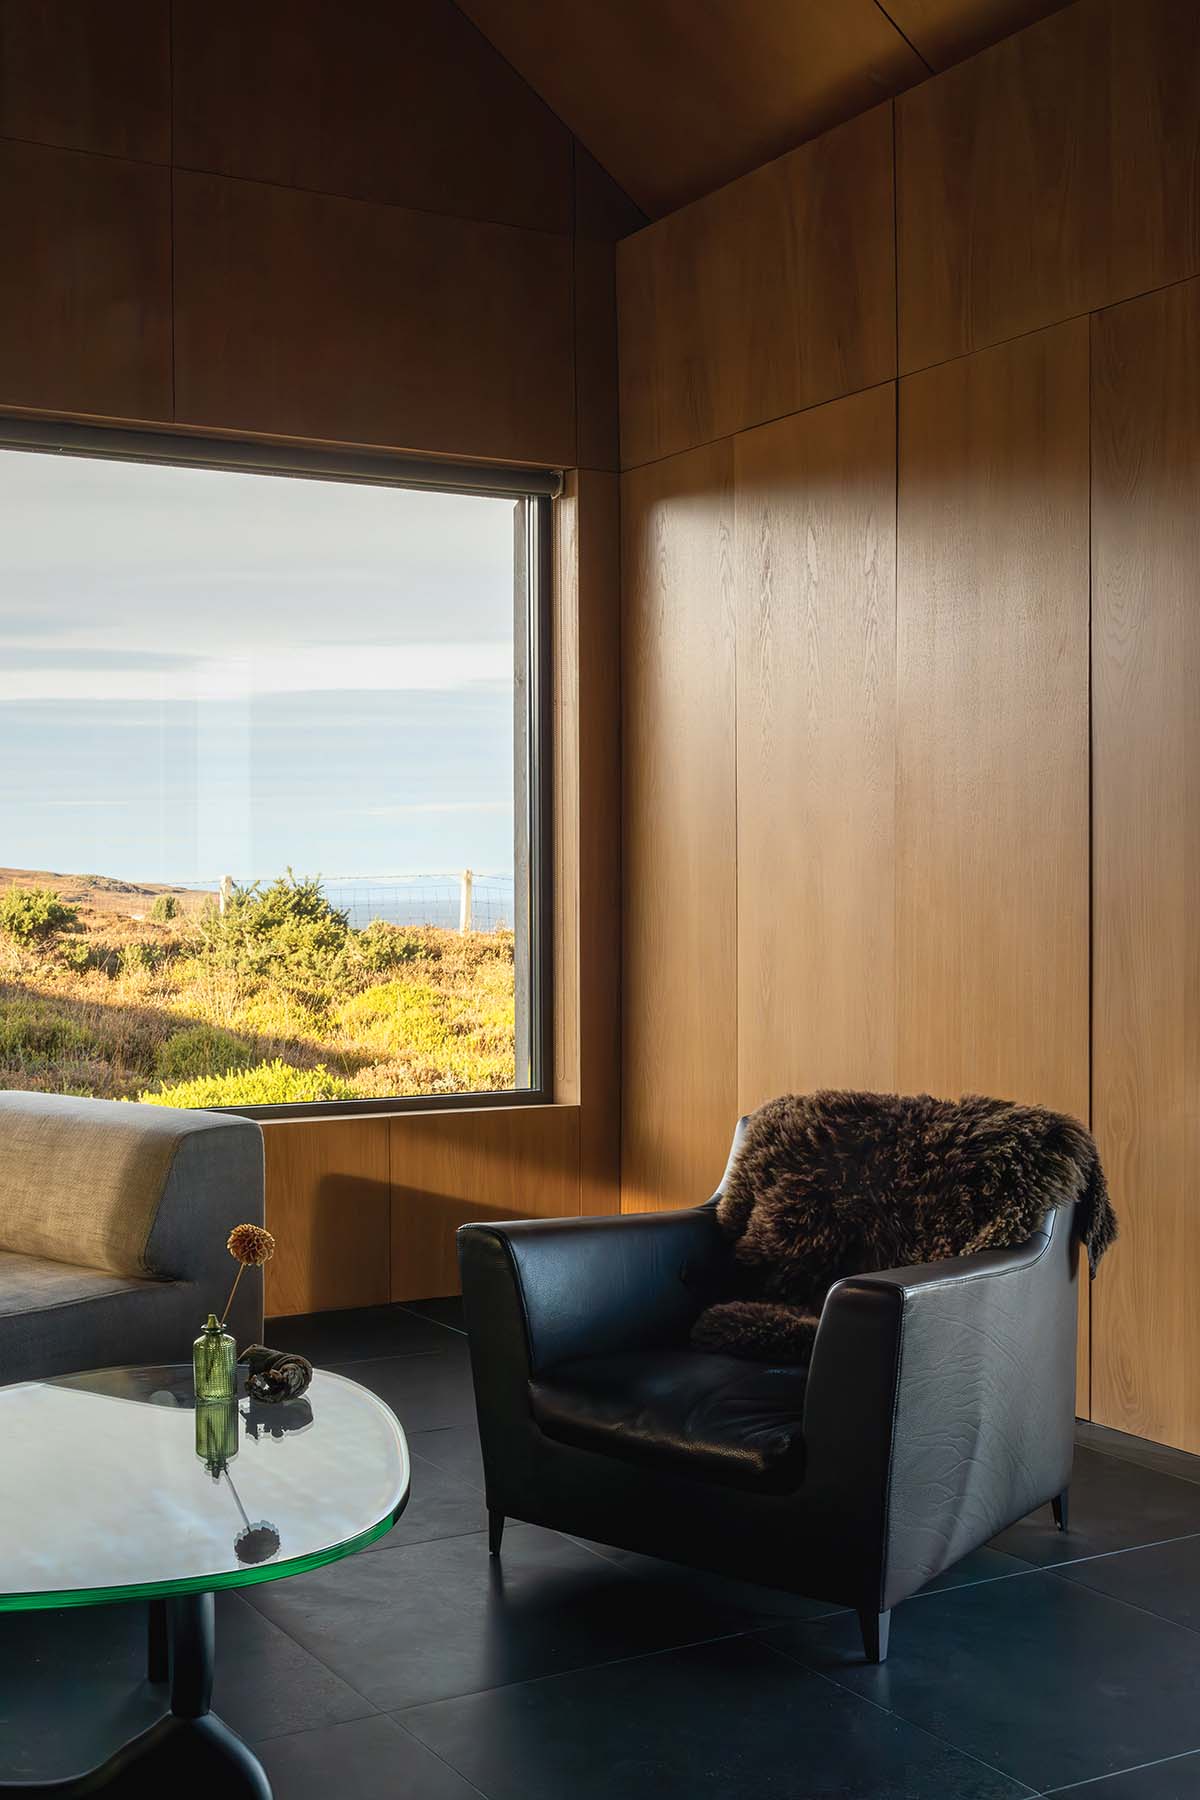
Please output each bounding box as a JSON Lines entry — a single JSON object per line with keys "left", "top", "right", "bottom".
{"left": 488, "top": 1508, "right": 505, "bottom": 1557}
{"left": 858, "top": 1608, "right": 890, "bottom": 1664}
{"left": 1052, "top": 1489, "right": 1070, "bottom": 1532}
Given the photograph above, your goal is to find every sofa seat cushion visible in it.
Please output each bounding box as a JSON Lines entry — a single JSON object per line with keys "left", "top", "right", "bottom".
{"left": 529, "top": 1349, "right": 808, "bottom": 1494}
{"left": 0, "top": 1250, "right": 148, "bottom": 1317}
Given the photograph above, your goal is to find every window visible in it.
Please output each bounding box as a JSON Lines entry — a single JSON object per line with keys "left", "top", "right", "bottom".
{"left": 0, "top": 424, "right": 552, "bottom": 1116}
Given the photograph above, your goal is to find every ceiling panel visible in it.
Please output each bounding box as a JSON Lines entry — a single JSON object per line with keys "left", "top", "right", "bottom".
{"left": 884, "top": 0, "right": 1075, "bottom": 70}
{"left": 454, "top": 0, "right": 926, "bottom": 216}
{"left": 454, "top": 0, "right": 1070, "bottom": 219}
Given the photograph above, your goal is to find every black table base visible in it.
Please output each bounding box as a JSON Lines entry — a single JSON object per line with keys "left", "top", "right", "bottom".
{"left": 1, "top": 1594, "right": 271, "bottom": 1798}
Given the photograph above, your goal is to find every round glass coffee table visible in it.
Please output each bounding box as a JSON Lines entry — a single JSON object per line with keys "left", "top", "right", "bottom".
{"left": 0, "top": 1363, "right": 409, "bottom": 1796}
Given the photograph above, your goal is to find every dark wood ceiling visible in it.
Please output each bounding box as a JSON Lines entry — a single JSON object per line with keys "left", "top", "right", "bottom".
{"left": 455, "top": 0, "right": 1073, "bottom": 217}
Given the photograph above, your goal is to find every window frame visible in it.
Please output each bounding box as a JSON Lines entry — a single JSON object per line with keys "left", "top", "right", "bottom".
{"left": 0, "top": 416, "right": 558, "bottom": 1121}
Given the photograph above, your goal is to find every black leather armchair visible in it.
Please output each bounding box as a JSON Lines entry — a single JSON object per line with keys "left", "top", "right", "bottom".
{"left": 457, "top": 1123, "right": 1080, "bottom": 1662}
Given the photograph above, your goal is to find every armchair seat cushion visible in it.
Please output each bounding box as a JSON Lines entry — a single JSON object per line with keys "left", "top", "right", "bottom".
{"left": 529, "top": 1349, "right": 808, "bottom": 1494}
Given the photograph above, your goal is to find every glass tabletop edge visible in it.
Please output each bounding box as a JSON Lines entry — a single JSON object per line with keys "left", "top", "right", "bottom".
{"left": 0, "top": 1488, "right": 411, "bottom": 1614}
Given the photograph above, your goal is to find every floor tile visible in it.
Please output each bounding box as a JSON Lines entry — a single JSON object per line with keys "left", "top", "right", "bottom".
{"left": 266, "top": 1302, "right": 461, "bottom": 1365}
{"left": 408, "top": 1424, "right": 486, "bottom": 1490}
{"left": 212, "top": 1591, "right": 376, "bottom": 1743}
{"left": 246, "top": 1521, "right": 781, "bottom": 1711}
{"left": 990, "top": 1448, "right": 1200, "bottom": 1566}
{"left": 1076, "top": 1421, "right": 1200, "bottom": 1490}
{"left": 570, "top": 1538, "right": 849, "bottom": 1623}
{"left": 768, "top": 1569, "right": 1200, "bottom": 1793}
{"left": 365, "top": 1447, "right": 488, "bottom": 1552}
{"left": 258, "top": 1712, "right": 484, "bottom": 1800}
{"left": 401, "top": 1298, "right": 467, "bottom": 1336}
{"left": 401, "top": 1634, "right": 1033, "bottom": 1799}
{"left": 1045, "top": 1750, "right": 1200, "bottom": 1796}
{"left": 1056, "top": 1533, "right": 1200, "bottom": 1634}
{"left": 0, "top": 1601, "right": 161, "bottom": 1782}
{"left": 917, "top": 1545, "right": 1036, "bottom": 1594}
{"left": 327, "top": 1348, "right": 476, "bottom": 1433}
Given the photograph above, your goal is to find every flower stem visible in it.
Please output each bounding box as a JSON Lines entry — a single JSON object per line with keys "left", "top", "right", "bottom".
{"left": 222, "top": 1261, "right": 245, "bottom": 1327}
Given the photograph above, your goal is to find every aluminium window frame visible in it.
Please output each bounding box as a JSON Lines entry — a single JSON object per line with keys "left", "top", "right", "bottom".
{"left": 0, "top": 416, "right": 558, "bottom": 1121}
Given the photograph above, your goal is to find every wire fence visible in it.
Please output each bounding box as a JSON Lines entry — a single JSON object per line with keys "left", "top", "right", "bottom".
{"left": 176, "top": 872, "right": 515, "bottom": 933}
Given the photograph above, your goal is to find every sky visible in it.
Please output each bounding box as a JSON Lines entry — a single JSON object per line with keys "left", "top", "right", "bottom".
{"left": 0, "top": 448, "right": 518, "bottom": 885}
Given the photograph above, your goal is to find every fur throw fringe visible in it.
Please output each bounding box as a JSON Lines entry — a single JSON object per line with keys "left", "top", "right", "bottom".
{"left": 691, "top": 1091, "right": 1117, "bottom": 1365}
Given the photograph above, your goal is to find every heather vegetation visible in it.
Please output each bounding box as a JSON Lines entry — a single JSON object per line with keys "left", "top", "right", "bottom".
{"left": 0, "top": 871, "right": 515, "bottom": 1106}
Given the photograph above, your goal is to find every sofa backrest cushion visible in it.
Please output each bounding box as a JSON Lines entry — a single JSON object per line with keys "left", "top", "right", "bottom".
{"left": 0, "top": 1092, "right": 203, "bottom": 1276}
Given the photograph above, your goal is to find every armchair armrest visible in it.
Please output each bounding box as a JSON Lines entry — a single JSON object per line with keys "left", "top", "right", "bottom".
{"left": 458, "top": 1206, "right": 732, "bottom": 1376}
{"left": 802, "top": 1206, "right": 1079, "bottom": 1610}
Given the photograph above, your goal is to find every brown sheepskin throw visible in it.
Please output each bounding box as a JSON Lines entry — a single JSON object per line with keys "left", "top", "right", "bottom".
{"left": 691, "top": 1091, "right": 1117, "bottom": 1365}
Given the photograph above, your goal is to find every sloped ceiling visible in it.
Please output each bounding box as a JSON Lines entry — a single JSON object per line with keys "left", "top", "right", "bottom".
{"left": 455, "top": 0, "right": 1073, "bottom": 218}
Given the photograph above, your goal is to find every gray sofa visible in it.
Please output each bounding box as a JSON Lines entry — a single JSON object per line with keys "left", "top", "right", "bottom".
{"left": 0, "top": 1092, "right": 265, "bottom": 1386}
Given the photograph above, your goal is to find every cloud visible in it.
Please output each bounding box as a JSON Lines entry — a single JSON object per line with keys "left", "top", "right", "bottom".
{"left": 0, "top": 642, "right": 512, "bottom": 703}
{"left": 355, "top": 802, "right": 511, "bottom": 817}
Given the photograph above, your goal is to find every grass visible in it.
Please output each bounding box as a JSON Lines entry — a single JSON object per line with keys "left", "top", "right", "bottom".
{"left": 0, "top": 871, "right": 516, "bottom": 1106}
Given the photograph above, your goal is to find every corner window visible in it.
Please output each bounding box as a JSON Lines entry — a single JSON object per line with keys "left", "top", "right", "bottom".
{"left": 0, "top": 425, "right": 552, "bottom": 1116}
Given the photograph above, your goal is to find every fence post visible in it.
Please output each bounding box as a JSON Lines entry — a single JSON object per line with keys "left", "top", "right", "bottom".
{"left": 459, "top": 869, "right": 474, "bottom": 934}
{"left": 218, "top": 875, "right": 233, "bottom": 916}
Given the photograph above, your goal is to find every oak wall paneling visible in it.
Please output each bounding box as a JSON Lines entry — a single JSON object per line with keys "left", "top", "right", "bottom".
{"left": 734, "top": 384, "right": 898, "bottom": 1110}
{"left": 895, "top": 320, "right": 1090, "bottom": 1116}
{"left": 262, "top": 1117, "right": 391, "bottom": 1317}
{"left": 895, "top": 320, "right": 1091, "bottom": 1404}
{"left": 617, "top": 104, "right": 896, "bottom": 469}
{"left": 896, "top": 0, "right": 1200, "bottom": 374}
{"left": 0, "top": 140, "right": 172, "bottom": 422}
{"left": 389, "top": 1105, "right": 581, "bottom": 1300}
{"left": 1091, "top": 278, "right": 1200, "bottom": 1452}
{"left": 171, "top": 0, "right": 571, "bottom": 235}
{"left": 621, "top": 441, "right": 738, "bottom": 1213}
{"left": 0, "top": 0, "right": 169, "bottom": 162}
{"left": 554, "top": 471, "right": 623, "bottom": 1213}
{"left": 172, "top": 170, "right": 575, "bottom": 466}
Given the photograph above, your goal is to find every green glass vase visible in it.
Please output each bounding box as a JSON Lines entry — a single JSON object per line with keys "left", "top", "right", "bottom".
{"left": 195, "top": 1396, "right": 240, "bottom": 1477}
{"left": 193, "top": 1313, "right": 237, "bottom": 1402}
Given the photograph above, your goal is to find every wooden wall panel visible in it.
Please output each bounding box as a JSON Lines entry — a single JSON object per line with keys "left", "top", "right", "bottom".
{"left": 574, "top": 149, "right": 645, "bottom": 473}
{"left": 0, "top": 140, "right": 171, "bottom": 421}
{"left": 897, "top": 0, "right": 1200, "bottom": 374}
{"left": 455, "top": 0, "right": 924, "bottom": 218}
{"left": 0, "top": 0, "right": 169, "bottom": 161}
{"left": 621, "top": 442, "right": 737, "bottom": 1212}
{"left": 896, "top": 321, "right": 1090, "bottom": 1121}
{"left": 172, "top": 170, "right": 575, "bottom": 465}
{"left": 171, "top": 0, "right": 571, "bottom": 235}
{"left": 390, "top": 1105, "right": 581, "bottom": 1299}
{"left": 734, "top": 385, "right": 897, "bottom": 1110}
{"left": 1092, "top": 279, "right": 1200, "bottom": 1451}
{"left": 553, "top": 471, "right": 623, "bottom": 1213}
{"left": 897, "top": 321, "right": 1092, "bottom": 1405}
{"left": 262, "top": 1118, "right": 391, "bottom": 1317}
{"left": 617, "top": 105, "right": 896, "bottom": 469}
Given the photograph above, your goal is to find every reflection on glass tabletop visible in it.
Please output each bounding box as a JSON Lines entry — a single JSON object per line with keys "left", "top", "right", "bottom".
{"left": 0, "top": 1364, "right": 410, "bottom": 1610}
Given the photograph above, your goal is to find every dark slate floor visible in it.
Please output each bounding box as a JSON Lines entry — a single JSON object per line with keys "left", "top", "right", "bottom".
{"left": 7, "top": 1304, "right": 1200, "bottom": 1797}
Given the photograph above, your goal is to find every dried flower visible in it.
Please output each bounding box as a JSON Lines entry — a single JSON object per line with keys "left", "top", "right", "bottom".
{"left": 221, "top": 1223, "right": 276, "bottom": 1327}
{"left": 227, "top": 1223, "right": 276, "bottom": 1267}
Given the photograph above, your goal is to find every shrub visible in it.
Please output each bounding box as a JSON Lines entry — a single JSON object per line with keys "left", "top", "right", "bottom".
{"left": 120, "top": 941, "right": 163, "bottom": 975}
{"left": 337, "top": 981, "right": 451, "bottom": 1057}
{"left": 141, "top": 1058, "right": 357, "bottom": 1108}
{"left": 0, "top": 1000, "right": 100, "bottom": 1065}
{"left": 0, "top": 887, "right": 78, "bottom": 944}
{"left": 156, "top": 1024, "right": 255, "bottom": 1082}
{"left": 150, "top": 894, "right": 180, "bottom": 922}
{"left": 198, "top": 872, "right": 349, "bottom": 983}
{"left": 350, "top": 919, "right": 427, "bottom": 973}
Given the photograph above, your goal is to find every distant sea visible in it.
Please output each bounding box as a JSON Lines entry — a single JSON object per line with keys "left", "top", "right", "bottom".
{"left": 178, "top": 873, "right": 515, "bottom": 933}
